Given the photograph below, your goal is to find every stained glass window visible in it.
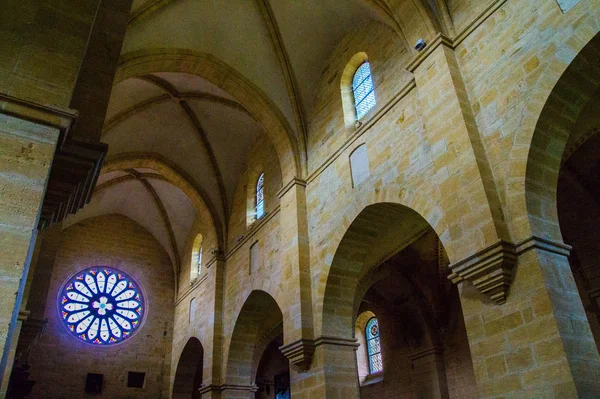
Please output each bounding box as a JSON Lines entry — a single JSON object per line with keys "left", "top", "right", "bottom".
{"left": 366, "top": 317, "right": 383, "bottom": 374}
{"left": 352, "top": 62, "right": 376, "bottom": 120}
{"left": 191, "top": 234, "right": 203, "bottom": 279}
{"left": 59, "top": 267, "right": 145, "bottom": 345}
{"left": 256, "top": 173, "right": 265, "bottom": 219}
{"left": 197, "top": 246, "right": 202, "bottom": 275}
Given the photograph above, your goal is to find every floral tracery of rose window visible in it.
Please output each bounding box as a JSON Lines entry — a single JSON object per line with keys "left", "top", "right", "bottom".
{"left": 58, "top": 267, "right": 145, "bottom": 345}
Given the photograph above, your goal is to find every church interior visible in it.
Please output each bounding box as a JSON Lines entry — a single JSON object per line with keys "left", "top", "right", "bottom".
{"left": 1, "top": 0, "right": 600, "bottom": 398}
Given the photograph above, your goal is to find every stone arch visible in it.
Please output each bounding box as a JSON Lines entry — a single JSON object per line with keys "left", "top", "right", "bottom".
{"left": 320, "top": 202, "right": 447, "bottom": 339}
{"left": 313, "top": 181, "right": 455, "bottom": 337}
{"left": 115, "top": 49, "right": 303, "bottom": 182}
{"left": 506, "top": 30, "right": 600, "bottom": 242}
{"left": 172, "top": 337, "right": 204, "bottom": 399}
{"left": 101, "top": 152, "right": 222, "bottom": 251}
{"left": 224, "top": 290, "right": 284, "bottom": 386}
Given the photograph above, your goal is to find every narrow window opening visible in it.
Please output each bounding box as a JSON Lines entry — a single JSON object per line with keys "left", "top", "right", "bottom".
{"left": 256, "top": 173, "right": 265, "bottom": 220}
{"left": 352, "top": 62, "right": 376, "bottom": 120}
{"left": 366, "top": 317, "right": 383, "bottom": 374}
{"left": 191, "top": 234, "right": 203, "bottom": 281}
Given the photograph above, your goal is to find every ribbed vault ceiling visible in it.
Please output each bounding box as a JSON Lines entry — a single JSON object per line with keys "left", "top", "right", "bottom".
{"left": 65, "top": 0, "right": 449, "bottom": 275}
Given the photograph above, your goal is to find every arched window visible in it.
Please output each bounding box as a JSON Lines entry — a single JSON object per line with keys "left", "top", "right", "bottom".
{"left": 352, "top": 62, "right": 376, "bottom": 120}
{"left": 256, "top": 173, "right": 265, "bottom": 219}
{"left": 191, "top": 234, "right": 203, "bottom": 280}
{"left": 366, "top": 317, "right": 383, "bottom": 374}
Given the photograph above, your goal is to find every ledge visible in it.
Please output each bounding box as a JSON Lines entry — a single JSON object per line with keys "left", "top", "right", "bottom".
{"left": 449, "top": 236, "right": 572, "bottom": 305}
{"left": 277, "top": 177, "right": 307, "bottom": 199}
{"left": 361, "top": 372, "right": 383, "bottom": 387}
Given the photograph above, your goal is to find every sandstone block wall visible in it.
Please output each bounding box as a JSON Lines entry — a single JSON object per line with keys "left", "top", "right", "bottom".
{"left": 27, "top": 215, "right": 174, "bottom": 399}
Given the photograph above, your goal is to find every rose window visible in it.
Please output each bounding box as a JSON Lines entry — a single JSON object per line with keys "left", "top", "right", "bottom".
{"left": 59, "top": 267, "right": 145, "bottom": 345}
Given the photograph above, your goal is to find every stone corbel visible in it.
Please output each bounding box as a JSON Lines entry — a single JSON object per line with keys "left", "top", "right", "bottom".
{"left": 449, "top": 237, "right": 572, "bottom": 305}
{"left": 279, "top": 339, "right": 315, "bottom": 371}
{"left": 448, "top": 240, "right": 518, "bottom": 305}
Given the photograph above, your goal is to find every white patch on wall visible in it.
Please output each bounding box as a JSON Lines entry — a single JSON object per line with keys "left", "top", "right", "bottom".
{"left": 350, "top": 144, "right": 370, "bottom": 187}
{"left": 556, "top": 0, "right": 581, "bottom": 13}
{"left": 189, "top": 297, "right": 196, "bottom": 324}
{"left": 250, "top": 241, "right": 260, "bottom": 274}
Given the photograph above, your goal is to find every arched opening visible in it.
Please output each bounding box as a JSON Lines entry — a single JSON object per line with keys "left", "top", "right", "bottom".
{"left": 254, "top": 334, "right": 290, "bottom": 399}
{"left": 225, "top": 290, "right": 285, "bottom": 394}
{"left": 190, "top": 234, "right": 203, "bottom": 281}
{"left": 322, "top": 203, "right": 476, "bottom": 398}
{"left": 524, "top": 32, "right": 600, "bottom": 241}
{"left": 173, "top": 337, "right": 204, "bottom": 399}
{"left": 546, "top": 34, "right": 600, "bottom": 353}
{"left": 341, "top": 52, "right": 370, "bottom": 127}
{"left": 522, "top": 31, "right": 600, "bottom": 395}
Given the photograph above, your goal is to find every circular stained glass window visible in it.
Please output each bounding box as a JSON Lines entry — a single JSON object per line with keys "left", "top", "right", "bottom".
{"left": 58, "top": 267, "right": 145, "bottom": 345}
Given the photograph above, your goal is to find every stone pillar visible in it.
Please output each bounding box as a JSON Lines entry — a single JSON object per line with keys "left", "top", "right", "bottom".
{"left": 0, "top": 96, "right": 72, "bottom": 393}
{"left": 455, "top": 237, "right": 600, "bottom": 397}
{"left": 409, "top": 347, "right": 449, "bottom": 399}
{"left": 277, "top": 179, "right": 314, "bottom": 367}
{"left": 408, "top": 35, "right": 509, "bottom": 267}
{"left": 0, "top": 311, "right": 28, "bottom": 397}
{"left": 198, "top": 384, "right": 256, "bottom": 399}
{"left": 200, "top": 253, "right": 226, "bottom": 399}
{"left": 289, "top": 337, "right": 359, "bottom": 399}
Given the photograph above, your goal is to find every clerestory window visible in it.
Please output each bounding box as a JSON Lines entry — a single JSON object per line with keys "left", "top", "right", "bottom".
{"left": 352, "top": 62, "right": 376, "bottom": 120}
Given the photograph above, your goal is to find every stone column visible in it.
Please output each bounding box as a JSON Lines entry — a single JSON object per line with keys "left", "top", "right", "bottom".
{"left": 289, "top": 337, "right": 359, "bottom": 399}
{"left": 0, "top": 96, "right": 73, "bottom": 392}
{"left": 409, "top": 347, "right": 449, "bottom": 399}
{"left": 277, "top": 179, "right": 315, "bottom": 367}
{"left": 408, "top": 34, "right": 510, "bottom": 270}
{"left": 454, "top": 237, "right": 600, "bottom": 397}
{"left": 198, "top": 384, "right": 256, "bottom": 399}
{"left": 0, "top": 311, "right": 28, "bottom": 397}
{"left": 200, "top": 253, "right": 226, "bottom": 399}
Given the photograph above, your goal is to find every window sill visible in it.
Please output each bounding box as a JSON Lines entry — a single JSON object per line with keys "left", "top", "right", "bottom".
{"left": 361, "top": 372, "right": 383, "bottom": 387}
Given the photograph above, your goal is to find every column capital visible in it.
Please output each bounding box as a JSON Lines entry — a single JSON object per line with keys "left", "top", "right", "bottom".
{"left": 449, "top": 236, "right": 571, "bottom": 305}
{"left": 276, "top": 177, "right": 307, "bottom": 199}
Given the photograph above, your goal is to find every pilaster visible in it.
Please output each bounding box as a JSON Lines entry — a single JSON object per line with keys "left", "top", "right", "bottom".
{"left": 206, "top": 252, "right": 225, "bottom": 389}
{"left": 277, "top": 178, "right": 314, "bottom": 364}
{"left": 409, "top": 347, "right": 449, "bottom": 399}
{"left": 409, "top": 35, "right": 509, "bottom": 262}
{"left": 199, "top": 383, "right": 257, "bottom": 399}
{"left": 0, "top": 96, "right": 65, "bottom": 392}
{"left": 289, "top": 336, "right": 359, "bottom": 399}
{"left": 457, "top": 236, "right": 600, "bottom": 397}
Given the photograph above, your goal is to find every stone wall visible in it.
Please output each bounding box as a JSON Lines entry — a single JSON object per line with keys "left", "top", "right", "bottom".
{"left": 0, "top": 112, "right": 60, "bottom": 395}
{"left": 27, "top": 215, "right": 174, "bottom": 399}
{"left": 0, "top": 0, "right": 97, "bottom": 108}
